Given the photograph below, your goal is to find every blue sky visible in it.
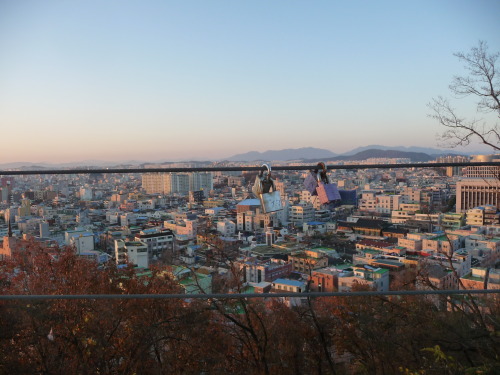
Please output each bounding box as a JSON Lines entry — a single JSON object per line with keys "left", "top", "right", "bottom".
{"left": 1, "top": 0, "right": 499, "bottom": 163}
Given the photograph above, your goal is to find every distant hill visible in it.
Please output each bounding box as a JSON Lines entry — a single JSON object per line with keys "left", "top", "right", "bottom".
{"left": 224, "top": 147, "right": 338, "bottom": 162}
{"left": 0, "top": 145, "right": 472, "bottom": 169}
{"left": 0, "top": 160, "right": 146, "bottom": 169}
{"left": 321, "top": 149, "right": 434, "bottom": 162}
{"left": 342, "top": 145, "right": 460, "bottom": 156}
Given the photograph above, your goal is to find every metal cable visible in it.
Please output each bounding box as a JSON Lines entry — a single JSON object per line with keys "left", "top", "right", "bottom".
{"left": 0, "top": 289, "right": 499, "bottom": 300}
{"left": 0, "top": 162, "right": 499, "bottom": 175}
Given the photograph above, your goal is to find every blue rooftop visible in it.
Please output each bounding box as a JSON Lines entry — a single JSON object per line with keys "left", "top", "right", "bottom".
{"left": 273, "top": 278, "right": 305, "bottom": 288}
{"left": 237, "top": 199, "right": 261, "bottom": 206}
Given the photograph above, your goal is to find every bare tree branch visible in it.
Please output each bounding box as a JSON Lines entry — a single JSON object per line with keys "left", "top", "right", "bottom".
{"left": 429, "top": 41, "right": 500, "bottom": 151}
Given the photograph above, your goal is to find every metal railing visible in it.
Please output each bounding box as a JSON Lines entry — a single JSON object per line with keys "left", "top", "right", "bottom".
{"left": 0, "top": 289, "right": 499, "bottom": 300}
{"left": 0, "top": 161, "right": 499, "bottom": 175}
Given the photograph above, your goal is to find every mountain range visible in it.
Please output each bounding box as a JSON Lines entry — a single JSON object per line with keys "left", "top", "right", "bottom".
{"left": 304, "top": 149, "right": 436, "bottom": 163}
{"left": 222, "top": 146, "right": 463, "bottom": 162}
{"left": 223, "top": 147, "right": 338, "bottom": 162}
{"left": 0, "top": 145, "right": 474, "bottom": 169}
{"left": 339, "top": 145, "right": 460, "bottom": 156}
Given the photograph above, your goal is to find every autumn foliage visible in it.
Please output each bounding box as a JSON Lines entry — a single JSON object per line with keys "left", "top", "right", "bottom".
{"left": 0, "top": 240, "right": 499, "bottom": 374}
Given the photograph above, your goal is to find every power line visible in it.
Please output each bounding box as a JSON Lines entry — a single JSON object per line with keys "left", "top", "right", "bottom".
{"left": 0, "top": 162, "right": 499, "bottom": 175}
{"left": 0, "top": 289, "right": 499, "bottom": 301}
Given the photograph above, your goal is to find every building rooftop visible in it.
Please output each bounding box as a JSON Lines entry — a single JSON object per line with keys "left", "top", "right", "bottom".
{"left": 237, "top": 199, "right": 261, "bottom": 206}
{"left": 306, "top": 221, "right": 326, "bottom": 226}
{"left": 372, "top": 259, "right": 404, "bottom": 268}
{"left": 461, "top": 273, "right": 485, "bottom": 282}
{"left": 361, "top": 248, "right": 383, "bottom": 255}
{"left": 125, "top": 241, "right": 146, "bottom": 247}
{"left": 272, "top": 278, "right": 305, "bottom": 288}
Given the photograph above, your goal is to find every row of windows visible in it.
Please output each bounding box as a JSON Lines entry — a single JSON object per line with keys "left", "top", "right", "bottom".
{"left": 274, "top": 284, "right": 300, "bottom": 292}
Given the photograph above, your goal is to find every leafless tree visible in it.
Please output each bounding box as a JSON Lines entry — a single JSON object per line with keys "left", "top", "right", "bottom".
{"left": 429, "top": 41, "right": 500, "bottom": 152}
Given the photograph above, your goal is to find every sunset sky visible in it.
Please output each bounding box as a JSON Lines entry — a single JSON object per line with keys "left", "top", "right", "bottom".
{"left": 1, "top": 0, "right": 499, "bottom": 163}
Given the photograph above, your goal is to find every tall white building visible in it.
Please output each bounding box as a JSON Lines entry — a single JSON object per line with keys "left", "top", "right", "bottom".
{"left": 169, "top": 173, "right": 190, "bottom": 194}
{"left": 142, "top": 172, "right": 212, "bottom": 195}
{"left": 142, "top": 173, "right": 165, "bottom": 194}
{"left": 189, "top": 172, "right": 213, "bottom": 194}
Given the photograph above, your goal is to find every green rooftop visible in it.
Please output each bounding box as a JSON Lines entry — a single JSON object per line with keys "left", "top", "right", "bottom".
{"left": 242, "top": 286, "right": 255, "bottom": 294}
{"left": 312, "top": 247, "right": 336, "bottom": 252}
{"left": 362, "top": 248, "right": 382, "bottom": 255}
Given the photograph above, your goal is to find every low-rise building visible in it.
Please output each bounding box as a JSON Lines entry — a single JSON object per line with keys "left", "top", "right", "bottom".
{"left": 460, "top": 267, "right": 487, "bottom": 290}
{"left": 272, "top": 278, "right": 306, "bottom": 293}
{"left": 289, "top": 249, "right": 328, "bottom": 274}
{"left": 165, "top": 266, "right": 212, "bottom": 294}
{"left": 422, "top": 234, "right": 460, "bottom": 256}
{"left": 338, "top": 265, "right": 389, "bottom": 292}
{"left": 134, "top": 228, "right": 174, "bottom": 258}
{"left": 114, "top": 239, "right": 148, "bottom": 268}
{"left": 237, "top": 258, "right": 292, "bottom": 284}
{"left": 65, "top": 230, "right": 94, "bottom": 254}
{"left": 309, "top": 268, "right": 337, "bottom": 292}
{"left": 217, "top": 220, "right": 236, "bottom": 237}
{"left": 289, "top": 202, "right": 315, "bottom": 226}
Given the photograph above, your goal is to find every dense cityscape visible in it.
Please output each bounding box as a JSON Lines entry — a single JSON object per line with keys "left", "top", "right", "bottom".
{"left": 2, "top": 0, "right": 499, "bottom": 372}
{"left": 0, "top": 153, "right": 499, "bottom": 373}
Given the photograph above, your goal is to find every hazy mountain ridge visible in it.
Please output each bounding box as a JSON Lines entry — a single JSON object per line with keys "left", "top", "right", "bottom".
{"left": 319, "top": 149, "right": 435, "bottom": 162}
{"left": 224, "top": 147, "right": 338, "bottom": 162}
{"left": 0, "top": 145, "right": 474, "bottom": 169}
{"left": 224, "top": 146, "right": 465, "bottom": 162}
{"left": 0, "top": 160, "right": 147, "bottom": 169}
{"left": 342, "top": 145, "right": 461, "bottom": 155}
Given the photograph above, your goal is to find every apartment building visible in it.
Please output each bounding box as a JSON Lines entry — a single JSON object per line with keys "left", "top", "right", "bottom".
{"left": 466, "top": 205, "right": 500, "bottom": 226}
{"left": 114, "top": 239, "right": 148, "bottom": 268}
{"left": 309, "top": 268, "right": 337, "bottom": 292}
{"left": 375, "top": 194, "right": 401, "bottom": 214}
{"left": 237, "top": 258, "right": 292, "bottom": 283}
{"left": 391, "top": 210, "right": 415, "bottom": 224}
{"left": 189, "top": 172, "right": 213, "bottom": 193}
{"left": 289, "top": 249, "right": 328, "bottom": 274}
{"left": 289, "top": 202, "right": 314, "bottom": 226}
{"left": 358, "top": 190, "right": 378, "bottom": 213}
{"left": 134, "top": 228, "right": 174, "bottom": 258}
{"left": 164, "top": 219, "right": 197, "bottom": 239}
{"left": 440, "top": 213, "right": 465, "bottom": 231}
{"left": 236, "top": 210, "right": 277, "bottom": 232}
{"left": 142, "top": 172, "right": 212, "bottom": 195}
{"left": 456, "top": 178, "right": 500, "bottom": 213}
{"left": 422, "top": 234, "right": 460, "bottom": 256}
{"left": 338, "top": 265, "right": 389, "bottom": 292}
{"left": 217, "top": 220, "right": 236, "bottom": 237}
{"left": 398, "top": 233, "right": 424, "bottom": 251}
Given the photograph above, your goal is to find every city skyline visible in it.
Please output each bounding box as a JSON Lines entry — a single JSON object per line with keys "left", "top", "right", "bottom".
{"left": 1, "top": 1, "right": 499, "bottom": 163}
